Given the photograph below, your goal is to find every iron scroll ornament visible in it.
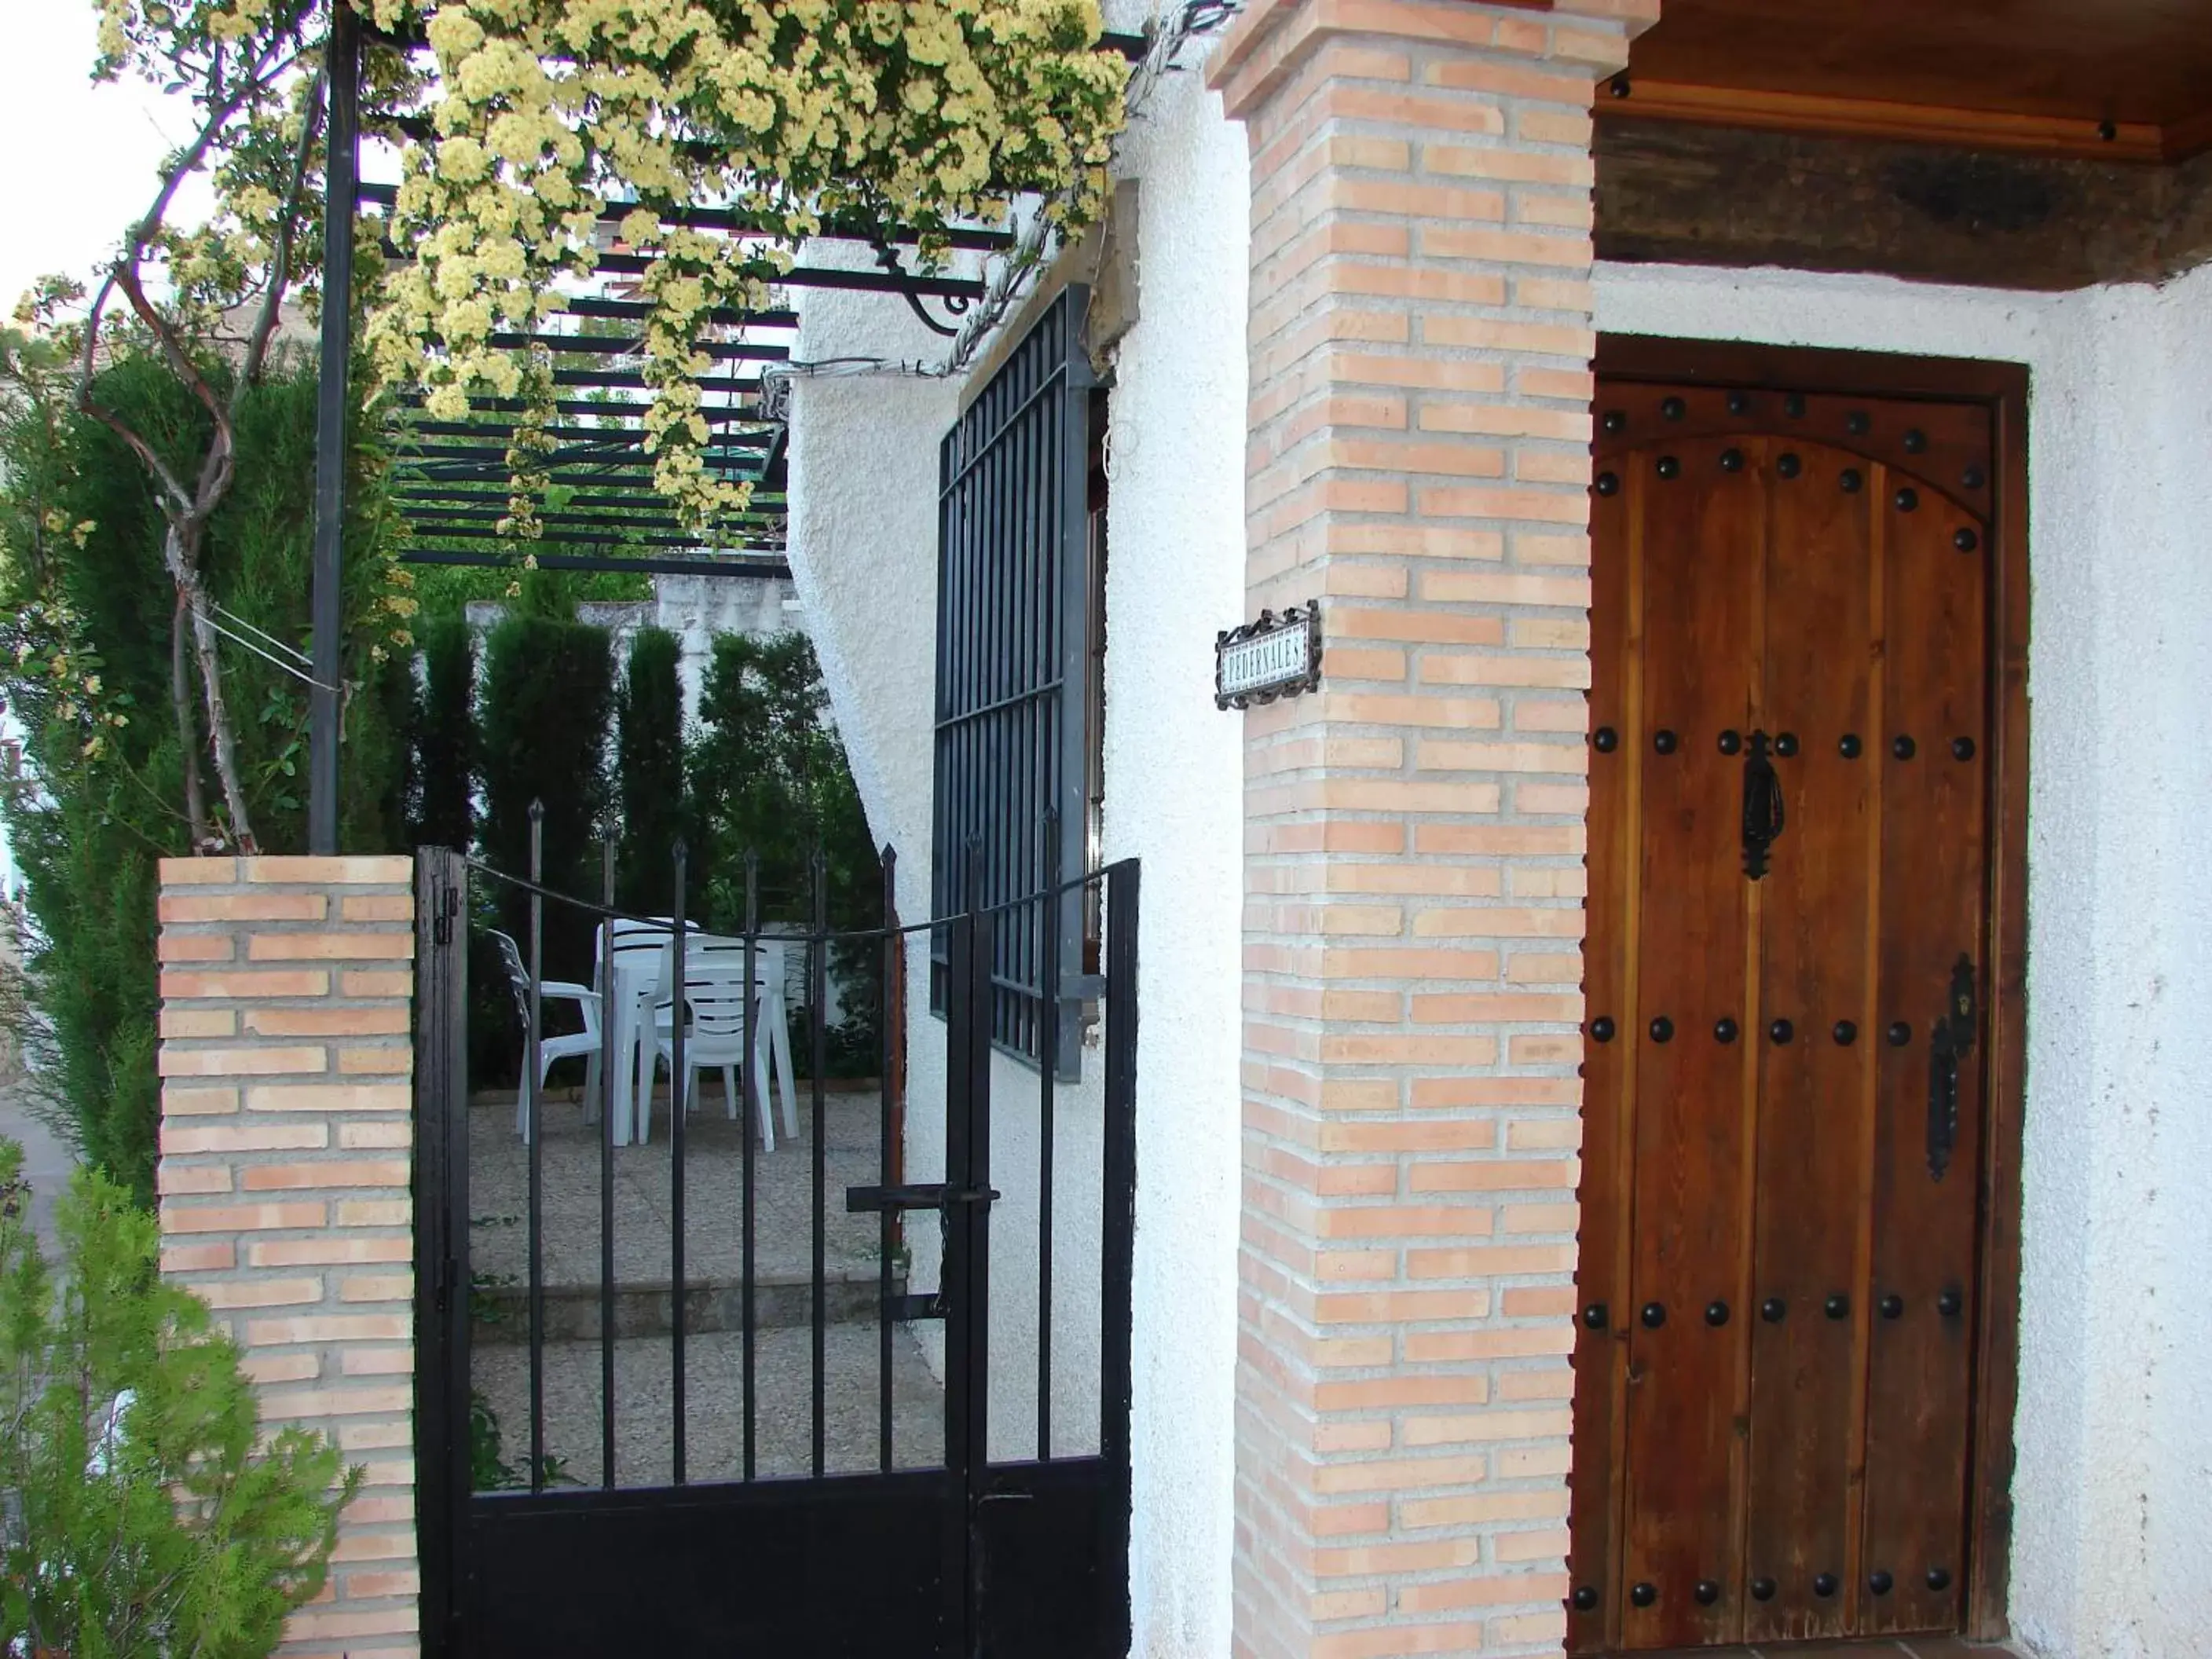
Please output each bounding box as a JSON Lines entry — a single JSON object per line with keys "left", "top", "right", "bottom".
{"left": 1927, "top": 954, "right": 1979, "bottom": 1181}
{"left": 1741, "top": 729, "right": 1786, "bottom": 879}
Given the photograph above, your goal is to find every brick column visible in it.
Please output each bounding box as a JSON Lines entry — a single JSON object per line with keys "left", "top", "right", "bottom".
{"left": 1210, "top": 3, "right": 1654, "bottom": 1655}
{"left": 155, "top": 855, "right": 418, "bottom": 1657}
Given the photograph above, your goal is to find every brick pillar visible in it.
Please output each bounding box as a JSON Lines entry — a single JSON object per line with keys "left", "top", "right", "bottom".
{"left": 1210, "top": 2, "right": 1654, "bottom": 1654}
{"left": 155, "top": 855, "right": 418, "bottom": 1657}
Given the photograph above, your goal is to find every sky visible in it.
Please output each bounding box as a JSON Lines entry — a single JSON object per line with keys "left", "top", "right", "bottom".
{"left": 0, "top": 2, "right": 213, "bottom": 314}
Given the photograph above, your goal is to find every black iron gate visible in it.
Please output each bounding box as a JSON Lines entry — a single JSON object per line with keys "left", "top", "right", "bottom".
{"left": 413, "top": 841, "right": 1137, "bottom": 1657}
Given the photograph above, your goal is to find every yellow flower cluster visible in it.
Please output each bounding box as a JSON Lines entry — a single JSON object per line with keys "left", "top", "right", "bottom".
{"left": 361, "top": 0, "right": 1127, "bottom": 532}
{"left": 10, "top": 588, "right": 131, "bottom": 763}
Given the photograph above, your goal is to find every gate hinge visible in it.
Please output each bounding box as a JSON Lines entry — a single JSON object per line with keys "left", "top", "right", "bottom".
{"left": 432, "top": 887, "right": 460, "bottom": 945}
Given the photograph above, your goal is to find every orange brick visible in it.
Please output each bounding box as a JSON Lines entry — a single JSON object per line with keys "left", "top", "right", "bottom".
{"left": 159, "top": 969, "right": 330, "bottom": 1000}
{"left": 159, "top": 891, "right": 326, "bottom": 923}
{"left": 162, "top": 1121, "right": 328, "bottom": 1154}
{"left": 340, "top": 1569, "right": 421, "bottom": 1600}
{"left": 157, "top": 933, "right": 234, "bottom": 963}
{"left": 244, "top": 855, "right": 411, "bottom": 885}
{"left": 249, "top": 1236, "right": 413, "bottom": 1267}
{"left": 339, "top": 1272, "right": 413, "bottom": 1302}
{"left": 337, "top": 1045, "right": 413, "bottom": 1075}
{"left": 1407, "top": 1244, "right": 1577, "bottom": 1277}
{"left": 339, "top": 1121, "right": 415, "bottom": 1150}
{"left": 161, "top": 1201, "right": 326, "bottom": 1234}
{"left": 240, "top": 1351, "right": 322, "bottom": 1385}
{"left": 243, "top": 1159, "right": 410, "bottom": 1192}
{"left": 340, "top": 969, "right": 414, "bottom": 997}
{"left": 339, "top": 894, "right": 415, "bottom": 923}
{"left": 1408, "top": 1159, "right": 1576, "bottom": 1193}
{"left": 247, "top": 932, "right": 413, "bottom": 962}
{"left": 341, "top": 1347, "right": 416, "bottom": 1377}
{"left": 247, "top": 1083, "right": 409, "bottom": 1114}
{"left": 196, "top": 1276, "right": 323, "bottom": 1309}
{"left": 335, "top": 1199, "right": 412, "bottom": 1228}
{"left": 156, "top": 1163, "right": 232, "bottom": 1196}
{"left": 1399, "top": 1570, "right": 1569, "bottom": 1613}
{"left": 159, "top": 1045, "right": 328, "bottom": 1078}
{"left": 161, "top": 1084, "right": 240, "bottom": 1117}
{"left": 159, "top": 1008, "right": 237, "bottom": 1039}
{"left": 244, "top": 1005, "right": 410, "bottom": 1038}
{"left": 159, "top": 856, "right": 239, "bottom": 884}
{"left": 160, "top": 1240, "right": 236, "bottom": 1273}
{"left": 245, "top": 1313, "right": 411, "bottom": 1346}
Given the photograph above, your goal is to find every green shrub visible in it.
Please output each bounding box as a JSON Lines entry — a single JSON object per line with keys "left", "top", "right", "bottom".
{"left": 690, "top": 632, "right": 882, "bottom": 1072}
{"left": 478, "top": 612, "right": 614, "bottom": 980}
{"left": 616, "top": 627, "right": 688, "bottom": 913}
{"left": 0, "top": 1140, "right": 360, "bottom": 1656}
{"left": 0, "top": 354, "right": 405, "bottom": 1199}
{"left": 412, "top": 614, "right": 477, "bottom": 851}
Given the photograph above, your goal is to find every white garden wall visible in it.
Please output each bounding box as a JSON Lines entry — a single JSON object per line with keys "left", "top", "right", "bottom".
{"left": 782, "top": 22, "right": 1250, "bottom": 1655}
{"left": 1596, "top": 258, "right": 2212, "bottom": 1659}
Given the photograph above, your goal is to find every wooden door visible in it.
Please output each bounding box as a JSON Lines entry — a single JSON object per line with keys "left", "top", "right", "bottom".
{"left": 1570, "top": 378, "right": 1999, "bottom": 1653}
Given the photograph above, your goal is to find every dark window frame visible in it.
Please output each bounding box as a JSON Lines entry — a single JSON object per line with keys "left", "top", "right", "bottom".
{"left": 930, "top": 285, "right": 1101, "bottom": 1071}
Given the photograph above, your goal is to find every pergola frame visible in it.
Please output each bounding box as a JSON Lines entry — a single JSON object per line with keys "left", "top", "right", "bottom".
{"left": 304, "top": 10, "right": 1145, "bottom": 850}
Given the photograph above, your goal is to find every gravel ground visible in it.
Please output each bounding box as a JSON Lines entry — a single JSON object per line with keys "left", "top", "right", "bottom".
{"left": 469, "top": 1081, "right": 892, "bottom": 1291}
{"left": 467, "top": 1079, "right": 943, "bottom": 1487}
{"left": 471, "top": 1321, "right": 947, "bottom": 1488}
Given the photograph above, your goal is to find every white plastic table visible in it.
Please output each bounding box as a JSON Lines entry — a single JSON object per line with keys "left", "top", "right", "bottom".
{"left": 604, "top": 936, "right": 793, "bottom": 1146}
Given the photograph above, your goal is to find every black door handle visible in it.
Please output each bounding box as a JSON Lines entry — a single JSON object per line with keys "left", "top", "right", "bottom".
{"left": 1741, "top": 728, "right": 1786, "bottom": 880}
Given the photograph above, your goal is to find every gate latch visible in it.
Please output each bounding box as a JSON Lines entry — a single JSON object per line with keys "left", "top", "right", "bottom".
{"left": 1926, "top": 954, "right": 1978, "bottom": 1181}
{"left": 844, "top": 1182, "right": 1001, "bottom": 1214}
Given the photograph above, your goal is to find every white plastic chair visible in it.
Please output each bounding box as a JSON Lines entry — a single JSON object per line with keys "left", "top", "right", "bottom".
{"left": 595, "top": 916, "right": 700, "bottom": 1145}
{"left": 491, "top": 929, "right": 602, "bottom": 1142}
{"left": 636, "top": 937, "right": 794, "bottom": 1148}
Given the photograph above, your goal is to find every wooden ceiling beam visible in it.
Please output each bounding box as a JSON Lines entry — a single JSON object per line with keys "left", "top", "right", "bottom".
{"left": 1595, "top": 116, "right": 2212, "bottom": 290}
{"left": 1596, "top": 78, "right": 2188, "bottom": 163}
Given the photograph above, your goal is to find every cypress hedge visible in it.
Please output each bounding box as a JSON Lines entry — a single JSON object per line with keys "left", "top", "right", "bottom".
{"left": 0, "top": 355, "right": 404, "bottom": 1199}
{"left": 412, "top": 615, "right": 476, "bottom": 851}
{"left": 615, "top": 627, "right": 687, "bottom": 913}
{"left": 477, "top": 612, "right": 614, "bottom": 980}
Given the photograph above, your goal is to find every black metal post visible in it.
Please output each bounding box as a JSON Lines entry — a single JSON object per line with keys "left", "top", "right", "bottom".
{"left": 670, "top": 839, "right": 688, "bottom": 1485}
{"left": 1098, "top": 859, "right": 1140, "bottom": 1654}
{"left": 526, "top": 804, "right": 546, "bottom": 1492}
{"left": 741, "top": 849, "right": 759, "bottom": 1481}
{"left": 307, "top": 2, "right": 359, "bottom": 854}
{"left": 810, "top": 849, "right": 828, "bottom": 1478}
{"left": 599, "top": 838, "right": 617, "bottom": 1488}
{"left": 1037, "top": 814, "right": 1060, "bottom": 1460}
{"left": 877, "top": 844, "right": 897, "bottom": 1472}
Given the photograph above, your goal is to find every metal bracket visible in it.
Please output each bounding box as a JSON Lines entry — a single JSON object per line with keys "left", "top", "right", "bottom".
{"left": 845, "top": 1182, "right": 1001, "bottom": 1214}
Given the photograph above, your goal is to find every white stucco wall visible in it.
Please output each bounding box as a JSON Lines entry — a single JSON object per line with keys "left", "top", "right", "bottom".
{"left": 1596, "top": 259, "right": 2212, "bottom": 1659}
{"left": 782, "top": 26, "right": 1249, "bottom": 1655}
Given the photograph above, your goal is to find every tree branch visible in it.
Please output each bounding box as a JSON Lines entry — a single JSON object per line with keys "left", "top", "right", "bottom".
{"left": 236, "top": 68, "right": 329, "bottom": 401}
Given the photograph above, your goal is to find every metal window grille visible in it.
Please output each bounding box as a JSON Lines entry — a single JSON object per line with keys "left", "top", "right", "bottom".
{"left": 931, "top": 286, "right": 1097, "bottom": 1066}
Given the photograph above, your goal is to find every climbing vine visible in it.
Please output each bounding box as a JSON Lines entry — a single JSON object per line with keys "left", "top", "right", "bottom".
{"left": 360, "top": 0, "right": 1127, "bottom": 530}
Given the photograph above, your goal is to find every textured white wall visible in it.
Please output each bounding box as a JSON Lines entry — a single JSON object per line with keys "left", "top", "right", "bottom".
{"left": 1597, "top": 260, "right": 2212, "bottom": 1659}
{"left": 1093, "top": 47, "right": 1250, "bottom": 1659}
{"left": 783, "top": 34, "right": 1250, "bottom": 1655}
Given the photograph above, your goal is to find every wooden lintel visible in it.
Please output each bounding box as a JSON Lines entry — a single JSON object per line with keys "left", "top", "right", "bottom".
{"left": 1599, "top": 78, "right": 2181, "bottom": 165}
{"left": 1596, "top": 117, "right": 2212, "bottom": 291}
